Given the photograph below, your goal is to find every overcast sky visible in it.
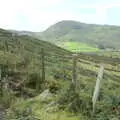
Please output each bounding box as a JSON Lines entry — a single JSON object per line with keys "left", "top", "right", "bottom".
{"left": 0, "top": 0, "right": 120, "bottom": 31}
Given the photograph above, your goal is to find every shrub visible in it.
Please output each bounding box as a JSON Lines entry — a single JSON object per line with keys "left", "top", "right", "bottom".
{"left": 27, "top": 73, "right": 42, "bottom": 90}
{"left": 58, "top": 83, "right": 92, "bottom": 115}
{"left": 0, "top": 89, "right": 16, "bottom": 108}
{"left": 46, "top": 78, "right": 60, "bottom": 93}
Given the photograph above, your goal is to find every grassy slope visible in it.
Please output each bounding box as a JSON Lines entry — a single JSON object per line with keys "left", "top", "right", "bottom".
{"left": 0, "top": 28, "right": 71, "bottom": 97}
{"left": 0, "top": 28, "right": 71, "bottom": 86}
{"left": 0, "top": 28, "right": 81, "bottom": 119}
{"left": 8, "top": 52, "right": 120, "bottom": 120}
{"left": 0, "top": 28, "right": 120, "bottom": 119}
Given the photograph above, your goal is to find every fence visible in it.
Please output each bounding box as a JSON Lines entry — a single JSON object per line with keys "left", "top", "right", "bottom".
{"left": 1, "top": 46, "right": 120, "bottom": 93}
{"left": 0, "top": 45, "right": 120, "bottom": 117}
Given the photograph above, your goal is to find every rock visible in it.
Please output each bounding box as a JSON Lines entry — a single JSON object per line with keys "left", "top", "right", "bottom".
{"left": 45, "top": 102, "right": 59, "bottom": 112}
{"left": 37, "top": 89, "right": 53, "bottom": 101}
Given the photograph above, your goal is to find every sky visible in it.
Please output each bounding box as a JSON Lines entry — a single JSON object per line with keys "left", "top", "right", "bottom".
{"left": 0, "top": 0, "right": 120, "bottom": 32}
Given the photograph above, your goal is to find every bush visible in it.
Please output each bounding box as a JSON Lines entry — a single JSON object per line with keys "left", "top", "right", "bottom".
{"left": 27, "top": 73, "right": 42, "bottom": 90}
{"left": 0, "top": 89, "right": 16, "bottom": 108}
{"left": 91, "top": 96, "right": 120, "bottom": 120}
{"left": 46, "top": 78, "right": 60, "bottom": 93}
{"left": 58, "top": 83, "right": 92, "bottom": 115}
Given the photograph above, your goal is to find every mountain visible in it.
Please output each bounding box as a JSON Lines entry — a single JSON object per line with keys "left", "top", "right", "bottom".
{"left": 40, "top": 20, "right": 120, "bottom": 50}
{"left": 41, "top": 20, "right": 89, "bottom": 40}
{"left": 10, "top": 20, "right": 120, "bottom": 51}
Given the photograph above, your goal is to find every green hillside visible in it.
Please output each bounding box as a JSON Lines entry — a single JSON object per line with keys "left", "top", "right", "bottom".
{"left": 40, "top": 20, "right": 120, "bottom": 50}
{"left": 0, "top": 28, "right": 120, "bottom": 120}
{"left": 0, "top": 28, "right": 71, "bottom": 105}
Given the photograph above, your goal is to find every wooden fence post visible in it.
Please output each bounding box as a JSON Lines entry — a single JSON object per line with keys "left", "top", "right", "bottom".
{"left": 14, "top": 61, "right": 17, "bottom": 72}
{"left": 41, "top": 48, "right": 45, "bottom": 82}
{"left": 0, "top": 67, "right": 2, "bottom": 96}
{"left": 4, "top": 40, "right": 8, "bottom": 52}
{"left": 36, "top": 48, "right": 45, "bottom": 91}
{"left": 72, "top": 54, "right": 78, "bottom": 89}
{"left": 92, "top": 63, "right": 104, "bottom": 113}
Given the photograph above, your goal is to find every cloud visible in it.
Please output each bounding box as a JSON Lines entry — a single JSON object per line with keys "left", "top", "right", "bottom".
{"left": 0, "top": 0, "right": 120, "bottom": 31}
{"left": 0, "top": 0, "right": 65, "bottom": 31}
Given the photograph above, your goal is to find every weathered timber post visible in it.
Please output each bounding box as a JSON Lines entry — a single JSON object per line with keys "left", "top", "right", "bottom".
{"left": 92, "top": 63, "right": 104, "bottom": 114}
{"left": 0, "top": 66, "right": 2, "bottom": 96}
{"left": 14, "top": 60, "right": 17, "bottom": 72}
{"left": 3, "top": 62, "right": 9, "bottom": 91}
{"left": 3, "top": 75, "right": 8, "bottom": 90}
{"left": 4, "top": 40, "right": 8, "bottom": 52}
{"left": 72, "top": 54, "right": 78, "bottom": 89}
{"left": 36, "top": 48, "right": 45, "bottom": 91}
{"left": 41, "top": 48, "right": 45, "bottom": 82}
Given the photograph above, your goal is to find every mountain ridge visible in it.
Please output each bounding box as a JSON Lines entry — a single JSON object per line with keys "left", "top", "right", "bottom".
{"left": 40, "top": 20, "right": 120, "bottom": 49}
{"left": 8, "top": 20, "right": 120, "bottom": 50}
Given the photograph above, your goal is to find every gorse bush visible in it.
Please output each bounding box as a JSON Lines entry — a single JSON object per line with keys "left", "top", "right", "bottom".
{"left": 58, "top": 83, "right": 92, "bottom": 115}
{"left": 27, "top": 73, "right": 42, "bottom": 90}
{"left": 58, "top": 83, "right": 120, "bottom": 120}
{"left": 90, "top": 96, "right": 120, "bottom": 120}
{"left": 46, "top": 78, "right": 60, "bottom": 93}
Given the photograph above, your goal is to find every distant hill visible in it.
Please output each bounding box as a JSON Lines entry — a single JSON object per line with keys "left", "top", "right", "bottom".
{"left": 9, "top": 30, "right": 35, "bottom": 36}
{"left": 9, "top": 20, "right": 120, "bottom": 51}
{"left": 40, "top": 20, "right": 120, "bottom": 50}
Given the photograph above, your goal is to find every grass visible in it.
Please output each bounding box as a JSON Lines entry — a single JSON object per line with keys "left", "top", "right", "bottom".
{"left": 6, "top": 52, "right": 120, "bottom": 119}
{"left": 57, "top": 41, "right": 99, "bottom": 52}
{"left": 7, "top": 51, "right": 120, "bottom": 119}
{"left": 8, "top": 91, "right": 81, "bottom": 120}
{"left": 0, "top": 28, "right": 120, "bottom": 120}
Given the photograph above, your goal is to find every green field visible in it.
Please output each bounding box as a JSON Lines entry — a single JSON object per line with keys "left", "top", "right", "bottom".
{"left": 57, "top": 41, "right": 99, "bottom": 52}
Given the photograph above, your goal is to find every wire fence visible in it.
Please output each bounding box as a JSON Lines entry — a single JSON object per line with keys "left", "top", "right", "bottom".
{"left": 0, "top": 37, "right": 120, "bottom": 118}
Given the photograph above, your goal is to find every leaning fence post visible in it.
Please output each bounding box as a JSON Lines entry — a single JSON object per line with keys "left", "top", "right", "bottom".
{"left": 41, "top": 48, "right": 45, "bottom": 82}
{"left": 72, "top": 54, "right": 78, "bottom": 89}
{"left": 36, "top": 48, "right": 45, "bottom": 91}
{"left": 0, "top": 66, "right": 2, "bottom": 96}
{"left": 92, "top": 63, "right": 104, "bottom": 114}
{"left": 4, "top": 40, "right": 8, "bottom": 52}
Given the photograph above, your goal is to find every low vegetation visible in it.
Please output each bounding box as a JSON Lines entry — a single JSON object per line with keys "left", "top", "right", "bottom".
{"left": 0, "top": 28, "right": 120, "bottom": 120}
